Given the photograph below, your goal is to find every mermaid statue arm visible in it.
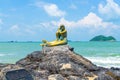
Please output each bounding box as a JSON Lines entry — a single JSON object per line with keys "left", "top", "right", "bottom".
{"left": 59, "top": 30, "right": 67, "bottom": 34}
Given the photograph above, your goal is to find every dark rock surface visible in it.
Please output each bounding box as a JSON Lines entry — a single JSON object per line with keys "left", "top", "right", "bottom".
{"left": 94, "top": 73, "right": 114, "bottom": 80}
{"left": 0, "top": 45, "right": 120, "bottom": 80}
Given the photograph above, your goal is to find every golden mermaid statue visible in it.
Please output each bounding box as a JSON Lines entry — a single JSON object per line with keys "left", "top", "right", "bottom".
{"left": 40, "top": 24, "right": 67, "bottom": 47}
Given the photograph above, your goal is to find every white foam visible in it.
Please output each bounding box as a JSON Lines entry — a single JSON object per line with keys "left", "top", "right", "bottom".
{"left": 85, "top": 56, "right": 120, "bottom": 68}
{"left": 0, "top": 54, "right": 6, "bottom": 56}
{"left": 0, "top": 53, "right": 14, "bottom": 56}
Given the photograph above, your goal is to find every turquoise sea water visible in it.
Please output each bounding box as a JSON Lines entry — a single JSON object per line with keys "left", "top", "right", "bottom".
{"left": 0, "top": 42, "right": 120, "bottom": 68}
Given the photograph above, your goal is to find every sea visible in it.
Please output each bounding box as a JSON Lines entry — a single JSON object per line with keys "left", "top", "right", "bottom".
{"left": 0, "top": 41, "right": 120, "bottom": 68}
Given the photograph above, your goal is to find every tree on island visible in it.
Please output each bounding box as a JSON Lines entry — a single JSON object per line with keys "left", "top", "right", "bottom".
{"left": 90, "top": 35, "right": 116, "bottom": 41}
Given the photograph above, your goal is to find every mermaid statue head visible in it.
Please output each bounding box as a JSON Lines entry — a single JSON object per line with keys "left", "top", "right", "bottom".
{"left": 59, "top": 24, "right": 65, "bottom": 31}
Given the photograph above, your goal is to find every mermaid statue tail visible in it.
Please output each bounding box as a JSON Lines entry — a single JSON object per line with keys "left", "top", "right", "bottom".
{"left": 40, "top": 39, "right": 57, "bottom": 46}
{"left": 40, "top": 40, "right": 48, "bottom": 46}
{"left": 40, "top": 38, "right": 67, "bottom": 47}
{"left": 46, "top": 38, "right": 67, "bottom": 47}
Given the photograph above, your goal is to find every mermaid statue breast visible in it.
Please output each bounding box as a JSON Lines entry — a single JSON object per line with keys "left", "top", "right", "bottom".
{"left": 40, "top": 25, "right": 67, "bottom": 47}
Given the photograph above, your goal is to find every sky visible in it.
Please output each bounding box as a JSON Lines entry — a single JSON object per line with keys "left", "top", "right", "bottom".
{"left": 0, "top": 0, "right": 120, "bottom": 41}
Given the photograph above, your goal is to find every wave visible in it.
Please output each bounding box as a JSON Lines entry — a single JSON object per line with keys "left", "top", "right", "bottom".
{"left": 96, "top": 53, "right": 120, "bottom": 57}
{"left": 0, "top": 53, "right": 14, "bottom": 56}
{"left": 85, "top": 56, "right": 120, "bottom": 68}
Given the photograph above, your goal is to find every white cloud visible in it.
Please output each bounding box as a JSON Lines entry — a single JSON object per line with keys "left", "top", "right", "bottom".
{"left": 8, "top": 24, "right": 35, "bottom": 36}
{"left": 10, "top": 25, "right": 20, "bottom": 31}
{"left": 24, "top": 29, "right": 36, "bottom": 35}
{"left": 51, "top": 12, "right": 118, "bottom": 29}
{"left": 9, "top": 24, "right": 20, "bottom": 33}
{"left": 0, "top": 19, "right": 3, "bottom": 31}
{"left": 0, "top": 19, "right": 3, "bottom": 24}
{"left": 44, "top": 4, "right": 65, "bottom": 17}
{"left": 51, "top": 18, "right": 76, "bottom": 28}
{"left": 34, "top": 1, "right": 65, "bottom": 17}
{"left": 98, "top": 0, "right": 120, "bottom": 19}
{"left": 79, "top": 12, "right": 102, "bottom": 27}
{"left": 45, "top": 12, "right": 119, "bottom": 36}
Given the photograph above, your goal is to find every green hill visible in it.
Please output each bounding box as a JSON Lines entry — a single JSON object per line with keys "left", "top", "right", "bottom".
{"left": 90, "top": 35, "right": 116, "bottom": 41}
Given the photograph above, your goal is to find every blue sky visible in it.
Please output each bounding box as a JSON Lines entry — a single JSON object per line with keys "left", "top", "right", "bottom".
{"left": 0, "top": 0, "right": 120, "bottom": 41}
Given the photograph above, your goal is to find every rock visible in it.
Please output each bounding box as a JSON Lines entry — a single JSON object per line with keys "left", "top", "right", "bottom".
{"left": 48, "top": 74, "right": 64, "bottom": 80}
{"left": 94, "top": 73, "right": 114, "bottom": 80}
{"left": 106, "top": 69, "right": 120, "bottom": 80}
{"left": 67, "top": 52, "right": 98, "bottom": 71}
{"left": 0, "top": 64, "right": 23, "bottom": 80}
{"left": 60, "top": 62, "right": 85, "bottom": 76}
{"left": 5, "top": 69, "right": 34, "bottom": 80}
{"left": 110, "top": 67, "right": 120, "bottom": 77}
{"left": 15, "top": 45, "right": 99, "bottom": 79}
{"left": 83, "top": 72, "right": 94, "bottom": 77}
{"left": 0, "top": 63, "right": 10, "bottom": 68}
{"left": 32, "top": 70, "right": 49, "bottom": 80}
{"left": 67, "top": 76, "right": 82, "bottom": 80}
{"left": 16, "top": 51, "right": 44, "bottom": 70}
{"left": 60, "top": 63, "right": 72, "bottom": 70}
{"left": 16, "top": 51, "right": 44, "bottom": 65}
{"left": 43, "top": 45, "right": 98, "bottom": 70}
{"left": 0, "top": 63, "right": 10, "bottom": 73}
{"left": 42, "top": 45, "right": 70, "bottom": 53}
{"left": 27, "top": 51, "right": 44, "bottom": 61}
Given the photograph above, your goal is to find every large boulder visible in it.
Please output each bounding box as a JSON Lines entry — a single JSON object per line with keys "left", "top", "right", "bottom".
{"left": 16, "top": 45, "right": 99, "bottom": 79}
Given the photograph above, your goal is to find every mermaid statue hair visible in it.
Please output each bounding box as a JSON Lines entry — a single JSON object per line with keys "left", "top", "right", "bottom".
{"left": 59, "top": 25, "right": 65, "bottom": 31}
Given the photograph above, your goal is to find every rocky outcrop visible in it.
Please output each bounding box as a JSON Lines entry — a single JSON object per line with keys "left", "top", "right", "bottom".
{"left": 48, "top": 74, "right": 64, "bottom": 80}
{"left": 0, "top": 45, "right": 120, "bottom": 80}
{"left": 0, "top": 64, "right": 23, "bottom": 79}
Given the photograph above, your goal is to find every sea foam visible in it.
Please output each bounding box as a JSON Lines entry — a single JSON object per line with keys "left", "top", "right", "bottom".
{"left": 86, "top": 56, "right": 120, "bottom": 68}
{"left": 0, "top": 53, "right": 14, "bottom": 56}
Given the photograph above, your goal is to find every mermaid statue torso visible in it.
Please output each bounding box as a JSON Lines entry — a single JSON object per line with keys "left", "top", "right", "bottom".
{"left": 40, "top": 25, "right": 67, "bottom": 47}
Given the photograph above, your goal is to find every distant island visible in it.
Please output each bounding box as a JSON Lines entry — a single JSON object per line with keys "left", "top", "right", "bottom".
{"left": 90, "top": 35, "right": 116, "bottom": 41}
